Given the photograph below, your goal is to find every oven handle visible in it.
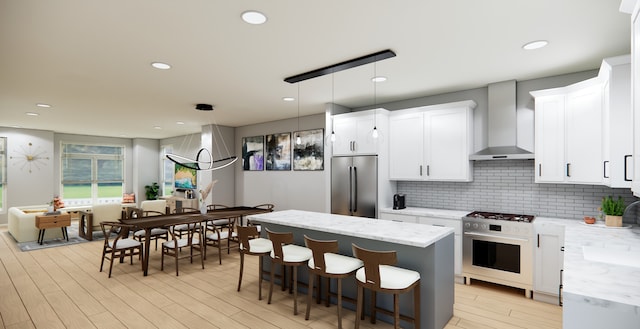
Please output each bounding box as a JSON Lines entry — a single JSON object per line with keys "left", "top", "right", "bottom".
{"left": 463, "top": 231, "right": 530, "bottom": 242}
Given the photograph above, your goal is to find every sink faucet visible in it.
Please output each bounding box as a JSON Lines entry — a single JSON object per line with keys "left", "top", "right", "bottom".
{"left": 622, "top": 200, "right": 640, "bottom": 224}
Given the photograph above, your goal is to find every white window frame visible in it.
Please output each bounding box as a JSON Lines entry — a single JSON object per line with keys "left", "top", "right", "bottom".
{"left": 160, "top": 144, "right": 174, "bottom": 197}
{"left": 60, "top": 142, "right": 125, "bottom": 205}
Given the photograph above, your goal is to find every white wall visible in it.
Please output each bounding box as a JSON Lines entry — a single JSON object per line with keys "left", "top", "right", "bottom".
{"left": 234, "top": 113, "right": 327, "bottom": 212}
{"left": 200, "top": 124, "right": 235, "bottom": 206}
{"left": 0, "top": 128, "right": 55, "bottom": 224}
{"left": 132, "top": 138, "right": 159, "bottom": 201}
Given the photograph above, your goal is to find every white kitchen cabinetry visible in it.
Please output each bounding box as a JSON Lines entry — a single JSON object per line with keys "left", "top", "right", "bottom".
{"left": 531, "top": 78, "right": 605, "bottom": 185}
{"left": 332, "top": 109, "right": 389, "bottom": 156}
{"left": 389, "top": 100, "right": 475, "bottom": 182}
{"left": 418, "top": 216, "right": 463, "bottom": 278}
{"left": 622, "top": 0, "right": 640, "bottom": 196}
{"left": 379, "top": 212, "right": 418, "bottom": 223}
{"left": 533, "top": 222, "right": 565, "bottom": 305}
{"left": 601, "top": 55, "right": 633, "bottom": 188}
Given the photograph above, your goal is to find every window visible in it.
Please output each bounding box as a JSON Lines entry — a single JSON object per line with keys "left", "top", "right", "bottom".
{"left": 61, "top": 143, "right": 124, "bottom": 205}
{"left": 0, "top": 137, "right": 6, "bottom": 211}
{"left": 161, "top": 144, "right": 174, "bottom": 196}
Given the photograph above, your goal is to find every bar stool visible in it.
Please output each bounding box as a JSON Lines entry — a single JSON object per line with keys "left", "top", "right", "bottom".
{"left": 266, "top": 228, "right": 312, "bottom": 315}
{"left": 237, "top": 225, "right": 273, "bottom": 300}
{"left": 351, "top": 244, "right": 421, "bottom": 329}
{"left": 304, "top": 235, "right": 363, "bottom": 329}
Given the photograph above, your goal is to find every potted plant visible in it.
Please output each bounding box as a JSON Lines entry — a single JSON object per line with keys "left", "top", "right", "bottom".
{"left": 144, "top": 182, "right": 159, "bottom": 200}
{"left": 601, "top": 196, "right": 625, "bottom": 227}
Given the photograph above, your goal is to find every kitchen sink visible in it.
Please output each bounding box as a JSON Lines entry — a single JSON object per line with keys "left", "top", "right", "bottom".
{"left": 582, "top": 243, "right": 640, "bottom": 268}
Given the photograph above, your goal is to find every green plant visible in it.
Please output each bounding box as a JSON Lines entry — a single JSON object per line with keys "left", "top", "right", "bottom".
{"left": 144, "top": 182, "right": 159, "bottom": 200}
{"left": 601, "top": 196, "right": 625, "bottom": 216}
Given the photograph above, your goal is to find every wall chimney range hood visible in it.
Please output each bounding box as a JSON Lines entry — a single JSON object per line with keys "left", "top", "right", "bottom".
{"left": 469, "top": 80, "right": 534, "bottom": 160}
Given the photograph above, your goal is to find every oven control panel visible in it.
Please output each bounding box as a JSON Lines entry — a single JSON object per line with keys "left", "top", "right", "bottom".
{"left": 463, "top": 218, "right": 531, "bottom": 237}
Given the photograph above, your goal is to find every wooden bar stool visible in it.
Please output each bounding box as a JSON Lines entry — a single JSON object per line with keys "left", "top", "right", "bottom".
{"left": 304, "top": 235, "right": 363, "bottom": 329}
{"left": 352, "top": 244, "right": 421, "bottom": 329}
{"left": 237, "top": 225, "right": 273, "bottom": 300}
{"left": 266, "top": 228, "right": 312, "bottom": 315}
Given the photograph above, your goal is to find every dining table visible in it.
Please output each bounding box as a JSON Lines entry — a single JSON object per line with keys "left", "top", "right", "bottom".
{"left": 121, "top": 206, "right": 273, "bottom": 276}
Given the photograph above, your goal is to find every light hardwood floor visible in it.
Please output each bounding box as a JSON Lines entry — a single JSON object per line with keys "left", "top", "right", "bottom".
{"left": 0, "top": 227, "right": 561, "bottom": 329}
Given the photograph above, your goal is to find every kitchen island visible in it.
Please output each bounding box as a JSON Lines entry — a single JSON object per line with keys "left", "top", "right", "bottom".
{"left": 247, "top": 210, "right": 455, "bottom": 329}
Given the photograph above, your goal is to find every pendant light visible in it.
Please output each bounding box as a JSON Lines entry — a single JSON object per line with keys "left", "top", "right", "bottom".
{"left": 295, "top": 83, "right": 302, "bottom": 145}
{"left": 325, "top": 72, "right": 337, "bottom": 146}
{"left": 369, "top": 60, "right": 384, "bottom": 142}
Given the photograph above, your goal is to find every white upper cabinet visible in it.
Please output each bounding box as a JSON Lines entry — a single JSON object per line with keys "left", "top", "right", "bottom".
{"left": 531, "top": 78, "right": 606, "bottom": 185}
{"left": 600, "top": 55, "right": 632, "bottom": 188}
{"left": 621, "top": 0, "right": 640, "bottom": 196}
{"left": 389, "top": 100, "right": 475, "bottom": 181}
{"left": 332, "top": 109, "right": 388, "bottom": 156}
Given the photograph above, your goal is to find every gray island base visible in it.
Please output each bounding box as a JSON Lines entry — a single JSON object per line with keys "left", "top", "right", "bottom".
{"left": 247, "top": 210, "right": 455, "bottom": 329}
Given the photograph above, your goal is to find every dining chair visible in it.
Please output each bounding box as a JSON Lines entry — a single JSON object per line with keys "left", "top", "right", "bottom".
{"left": 266, "top": 228, "right": 313, "bottom": 315}
{"left": 304, "top": 235, "right": 363, "bottom": 329}
{"left": 351, "top": 244, "right": 421, "bottom": 329}
{"left": 236, "top": 225, "right": 273, "bottom": 300}
{"left": 128, "top": 208, "right": 168, "bottom": 250}
{"left": 203, "top": 223, "right": 231, "bottom": 265}
{"left": 246, "top": 203, "right": 274, "bottom": 232}
{"left": 205, "top": 204, "right": 238, "bottom": 252}
{"left": 161, "top": 220, "right": 205, "bottom": 276}
{"left": 99, "top": 221, "right": 143, "bottom": 278}
{"left": 173, "top": 207, "right": 201, "bottom": 239}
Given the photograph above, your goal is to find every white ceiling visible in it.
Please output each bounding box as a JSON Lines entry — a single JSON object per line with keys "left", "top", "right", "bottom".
{"left": 0, "top": 0, "right": 631, "bottom": 139}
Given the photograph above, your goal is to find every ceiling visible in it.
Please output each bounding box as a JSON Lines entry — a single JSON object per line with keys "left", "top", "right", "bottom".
{"left": 0, "top": 0, "right": 631, "bottom": 139}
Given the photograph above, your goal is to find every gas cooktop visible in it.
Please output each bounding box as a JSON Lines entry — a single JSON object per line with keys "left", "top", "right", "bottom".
{"left": 465, "top": 211, "right": 535, "bottom": 223}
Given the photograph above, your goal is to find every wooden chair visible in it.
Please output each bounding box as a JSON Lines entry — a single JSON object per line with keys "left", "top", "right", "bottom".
{"left": 237, "top": 225, "right": 273, "bottom": 300}
{"left": 203, "top": 223, "right": 231, "bottom": 265}
{"left": 304, "top": 236, "right": 363, "bottom": 329}
{"left": 351, "top": 244, "right": 421, "bottom": 329}
{"left": 173, "top": 207, "right": 201, "bottom": 238}
{"left": 205, "top": 204, "right": 238, "bottom": 251}
{"left": 266, "top": 228, "right": 313, "bottom": 315}
{"left": 128, "top": 208, "right": 168, "bottom": 250}
{"left": 99, "top": 221, "right": 143, "bottom": 278}
{"left": 247, "top": 203, "right": 274, "bottom": 231}
{"left": 161, "top": 220, "right": 205, "bottom": 276}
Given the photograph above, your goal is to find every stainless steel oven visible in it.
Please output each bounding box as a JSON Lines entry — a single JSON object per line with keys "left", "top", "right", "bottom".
{"left": 462, "top": 211, "right": 534, "bottom": 297}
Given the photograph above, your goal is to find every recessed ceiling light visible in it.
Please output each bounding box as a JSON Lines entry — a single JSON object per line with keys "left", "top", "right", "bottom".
{"left": 241, "top": 10, "right": 267, "bottom": 25}
{"left": 176, "top": 121, "right": 184, "bottom": 125}
{"left": 151, "top": 62, "right": 171, "bottom": 70}
{"left": 283, "top": 97, "right": 295, "bottom": 102}
{"left": 153, "top": 126, "right": 162, "bottom": 129}
{"left": 36, "top": 103, "right": 51, "bottom": 108}
{"left": 522, "top": 40, "right": 548, "bottom": 50}
{"left": 25, "top": 112, "right": 39, "bottom": 116}
{"left": 371, "top": 76, "right": 387, "bottom": 83}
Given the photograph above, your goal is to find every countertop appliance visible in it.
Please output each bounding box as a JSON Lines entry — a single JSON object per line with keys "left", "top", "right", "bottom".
{"left": 331, "top": 155, "right": 377, "bottom": 218}
{"left": 462, "top": 211, "right": 535, "bottom": 297}
{"left": 393, "top": 194, "right": 406, "bottom": 210}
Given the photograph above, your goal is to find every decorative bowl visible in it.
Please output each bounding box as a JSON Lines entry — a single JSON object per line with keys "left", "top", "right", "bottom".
{"left": 584, "top": 216, "right": 596, "bottom": 224}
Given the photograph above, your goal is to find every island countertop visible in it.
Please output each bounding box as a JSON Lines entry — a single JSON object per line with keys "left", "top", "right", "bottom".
{"left": 247, "top": 209, "right": 454, "bottom": 248}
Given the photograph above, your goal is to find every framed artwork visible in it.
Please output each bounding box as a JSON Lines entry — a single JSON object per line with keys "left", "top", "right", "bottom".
{"left": 242, "top": 135, "right": 264, "bottom": 171}
{"left": 265, "top": 132, "right": 291, "bottom": 171}
{"left": 293, "top": 128, "right": 324, "bottom": 171}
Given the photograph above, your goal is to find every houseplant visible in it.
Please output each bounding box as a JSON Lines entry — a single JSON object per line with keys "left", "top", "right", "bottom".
{"left": 601, "top": 196, "right": 625, "bottom": 227}
{"left": 144, "top": 182, "right": 159, "bottom": 200}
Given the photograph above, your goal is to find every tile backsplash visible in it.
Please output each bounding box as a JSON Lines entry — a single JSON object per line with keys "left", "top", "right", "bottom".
{"left": 397, "top": 160, "right": 639, "bottom": 222}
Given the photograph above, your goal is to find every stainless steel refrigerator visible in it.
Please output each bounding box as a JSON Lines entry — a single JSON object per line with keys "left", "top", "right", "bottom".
{"left": 331, "top": 155, "right": 377, "bottom": 218}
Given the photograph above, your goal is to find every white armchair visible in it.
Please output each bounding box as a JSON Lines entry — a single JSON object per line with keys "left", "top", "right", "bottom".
{"left": 79, "top": 203, "right": 123, "bottom": 241}
{"left": 140, "top": 200, "right": 169, "bottom": 215}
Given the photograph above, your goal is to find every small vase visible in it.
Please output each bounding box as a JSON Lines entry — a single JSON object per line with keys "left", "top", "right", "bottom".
{"left": 200, "top": 205, "right": 207, "bottom": 214}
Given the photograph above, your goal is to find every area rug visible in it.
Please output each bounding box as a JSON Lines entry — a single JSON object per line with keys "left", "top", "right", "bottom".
{"left": 15, "top": 223, "right": 104, "bottom": 252}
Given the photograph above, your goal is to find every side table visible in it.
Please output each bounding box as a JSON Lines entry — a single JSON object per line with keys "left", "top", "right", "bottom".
{"left": 35, "top": 213, "right": 71, "bottom": 245}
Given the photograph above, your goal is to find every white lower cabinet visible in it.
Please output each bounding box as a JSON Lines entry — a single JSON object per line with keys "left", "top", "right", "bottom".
{"left": 418, "top": 216, "right": 462, "bottom": 279}
{"left": 533, "top": 222, "right": 565, "bottom": 305}
{"left": 379, "top": 212, "right": 463, "bottom": 280}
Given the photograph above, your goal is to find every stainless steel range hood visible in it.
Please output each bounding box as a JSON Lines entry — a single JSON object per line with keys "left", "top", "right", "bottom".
{"left": 470, "top": 80, "right": 534, "bottom": 160}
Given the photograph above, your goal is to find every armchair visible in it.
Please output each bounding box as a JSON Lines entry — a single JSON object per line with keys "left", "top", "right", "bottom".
{"left": 79, "top": 203, "right": 124, "bottom": 241}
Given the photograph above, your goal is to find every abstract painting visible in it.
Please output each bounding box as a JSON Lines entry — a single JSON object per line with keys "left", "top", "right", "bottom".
{"left": 293, "top": 128, "right": 324, "bottom": 171}
{"left": 242, "top": 135, "right": 264, "bottom": 171}
{"left": 265, "top": 132, "right": 291, "bottom": 171}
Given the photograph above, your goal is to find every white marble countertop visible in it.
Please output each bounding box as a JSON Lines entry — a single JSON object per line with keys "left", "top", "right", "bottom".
{"left": 247, "top": 209, "right": 454, "bottom": 248}
{"left": 379, "top": 207, "right": 470, "bottom": 220}
{"left": 536, "top": 217, "right": 640, "bottom": 307}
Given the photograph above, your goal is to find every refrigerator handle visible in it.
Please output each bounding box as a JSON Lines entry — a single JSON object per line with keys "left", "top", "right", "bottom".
{"left": 348, "top": 166, "right": 353, "bottom": 213}
{"left": 353, "top": 166, "right": 358, "bottom": 213}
